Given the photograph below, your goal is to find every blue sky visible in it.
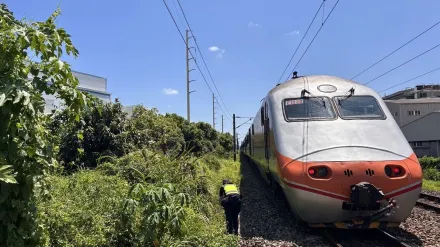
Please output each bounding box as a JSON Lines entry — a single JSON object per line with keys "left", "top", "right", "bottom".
{"left": 5, "top": 0, "right": 440, "bottom": 136}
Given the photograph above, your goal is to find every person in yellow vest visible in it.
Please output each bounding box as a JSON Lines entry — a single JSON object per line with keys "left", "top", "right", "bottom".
{"left": 219, "top": 179, "right": 242, "bottom": 235}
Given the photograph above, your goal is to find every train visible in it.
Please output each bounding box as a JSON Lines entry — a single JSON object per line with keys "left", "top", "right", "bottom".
{"left": 239, "top": 74, "right": 423, "bottom": 229}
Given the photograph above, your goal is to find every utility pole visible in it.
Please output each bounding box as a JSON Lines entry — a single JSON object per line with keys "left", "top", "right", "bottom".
{"left": 233, "top": 114, "right": 236, "bottom": 161}
{"left": 186, "top": 29, "right": 190, "bottom": 122}
{"left": 221, "top": 115, "right": 224, "bottom": 133}
{"left": 212, "top": 93, "right": 215, "bottom": 129}
{"left": 237, "top": 136, "right": 239, "bottom": 153}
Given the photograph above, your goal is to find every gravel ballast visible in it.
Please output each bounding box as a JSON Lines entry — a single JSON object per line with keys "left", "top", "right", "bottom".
{"left": 238, "top": 155, "right": 440, "bottom": 247}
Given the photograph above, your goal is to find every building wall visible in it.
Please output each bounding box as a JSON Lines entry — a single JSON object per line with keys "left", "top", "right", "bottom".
{"left": 385, "top": 101, "right": 440, "bottom": 126}
{"left": 73, "top": 71, "right": 107, "bottom": 92}
{"left": 43, "top": 70, "right": 111, "bottom": 114}
{"left": 409, "top": 141, "right": 440, "bottom": 158}
{"left": 401, "top": 112, "right": 440, "bottom": 157}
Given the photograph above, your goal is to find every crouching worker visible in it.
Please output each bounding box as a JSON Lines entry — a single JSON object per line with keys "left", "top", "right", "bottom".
{"left": 219, "top": 179, "right": 242, "bottom": 235}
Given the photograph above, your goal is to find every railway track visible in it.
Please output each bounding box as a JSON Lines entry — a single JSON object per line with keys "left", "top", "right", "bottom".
{"left": 321, "top": 228, "right": 411, "bottom": 247}
{"left": 416, "top": 192, "right": 440, "bottom": 213}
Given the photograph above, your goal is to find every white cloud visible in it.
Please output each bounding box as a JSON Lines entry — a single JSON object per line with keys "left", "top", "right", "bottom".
{"left": 208, "top": 46, "right": 226, "bottom": 59}
{"left": 248, "top": 21, "right": 261, "bottom": 28}
{"left": 163, "top": 88, "right": 178, "bottom": 95}
{"left": 209, "top": 46, "right": 220, "bottom": 52}
{"left": 285, "top": 30, "right": 300, "bottom": 36}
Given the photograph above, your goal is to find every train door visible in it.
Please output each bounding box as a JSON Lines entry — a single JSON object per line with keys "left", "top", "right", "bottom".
{"left": 263, "top": 102, "right": 270, "bottom": 162}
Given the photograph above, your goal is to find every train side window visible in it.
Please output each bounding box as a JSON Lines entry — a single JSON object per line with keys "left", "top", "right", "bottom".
{"left": 260, "top": 107, "right": 264, "bottom": 126}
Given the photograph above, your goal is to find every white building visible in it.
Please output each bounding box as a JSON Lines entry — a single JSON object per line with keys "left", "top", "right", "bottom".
{"left": 43, "top": 70, "right": 111, "bottom": 113}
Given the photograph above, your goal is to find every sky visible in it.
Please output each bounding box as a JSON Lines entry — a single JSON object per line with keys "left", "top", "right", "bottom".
{"left": 5, "top": 0, "right": 440, "bottom": 137}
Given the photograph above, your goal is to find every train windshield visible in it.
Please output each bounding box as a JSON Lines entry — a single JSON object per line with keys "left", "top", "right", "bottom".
{"left": 334, "top": 95, "right": 385, "bottom": 119}
{"left": 283, "top": 97, "right": 336, "bottom": 120}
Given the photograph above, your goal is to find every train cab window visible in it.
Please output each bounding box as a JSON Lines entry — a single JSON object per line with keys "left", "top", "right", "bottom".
{"left": 260, "top": 107, "right": 264, "bottom": 126}
{"left": 334, "top": 96, "right": 385, "bottom": 119}
{"left": 252, "top": 124, "right": 254, "bottom": 135}
{"left": 283, "top": 97, "right": 336, "bottom": 120}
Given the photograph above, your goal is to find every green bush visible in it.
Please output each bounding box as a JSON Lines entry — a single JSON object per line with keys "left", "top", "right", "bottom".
{"left": 37, "top": 171, "right": 129, "bottom": 247}
{"left": 424, "top": 168, "right": 440, "bottom": 181}
{"left": 95, "top": 150, "right": 240, "bottom": 246}
{"left": 419, "top": 156, "right": 440, "bottom": 169}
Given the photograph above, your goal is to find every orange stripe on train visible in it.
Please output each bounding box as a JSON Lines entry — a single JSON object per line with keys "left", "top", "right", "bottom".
{"left": 275, "top": 150, "right": 422, "bottom": 199}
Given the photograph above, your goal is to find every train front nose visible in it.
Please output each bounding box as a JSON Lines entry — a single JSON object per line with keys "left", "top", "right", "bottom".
{"left": 281, "top": 155, "right": 422, "bottom": 226}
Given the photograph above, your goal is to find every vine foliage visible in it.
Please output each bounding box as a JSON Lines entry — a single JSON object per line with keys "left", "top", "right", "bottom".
{"left": 0, "top": 4, "right": 89, "bottom": 245}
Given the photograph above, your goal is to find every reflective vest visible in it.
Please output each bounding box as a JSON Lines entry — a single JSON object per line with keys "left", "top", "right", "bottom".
{"left": 224, "top": 184, "right": 239, "bottom": 196}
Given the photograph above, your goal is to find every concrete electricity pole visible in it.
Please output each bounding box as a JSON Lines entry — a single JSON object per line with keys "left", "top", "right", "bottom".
{"left": 212, "top": 94, "right": 215, "bottom": 129}
{"left": 221, "top": 115, "right": 224, "bottom": 133}
{"left": 233, "top": 114, "right": 236, "bottom": 161}
{"left": 186, "top": 29, "right": 190, "bottom": 122}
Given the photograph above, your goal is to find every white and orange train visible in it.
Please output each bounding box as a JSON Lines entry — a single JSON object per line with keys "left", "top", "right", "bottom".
{"left": 240, "top": 75, "right": 422, "bottom": 229}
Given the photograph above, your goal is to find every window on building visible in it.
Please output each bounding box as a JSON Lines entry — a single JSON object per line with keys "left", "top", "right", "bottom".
{"left": 408, "top": 110, "right": 421, "bottom": 116}
{"left": 413, "top": 141, "right": 422, "bottom": 147}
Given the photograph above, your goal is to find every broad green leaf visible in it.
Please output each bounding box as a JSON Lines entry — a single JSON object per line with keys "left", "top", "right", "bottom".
{"left": 0, "top": 93, "right": 6, "bottom": 107}
{"left": 13, "top": 91, "right": 23, "bottom": 104}
{"left": 77, "top": 133, "right": 83, "bottom": 140}
{"left": 0, "top": 165, "right": 17, "bottom": 184}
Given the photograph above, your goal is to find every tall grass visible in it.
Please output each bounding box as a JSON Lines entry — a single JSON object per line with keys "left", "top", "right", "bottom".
{"left": 37, "top": 150, "right": 241, "bottom": 246}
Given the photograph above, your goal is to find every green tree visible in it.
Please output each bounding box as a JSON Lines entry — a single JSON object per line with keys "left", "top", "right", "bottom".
{"left": 0, "top": 5, "right": 89, "bottom": 245}
{"left": 55, "top": 100, "right": 129, "bottom": 170}
{"left": 126, "top": 106, "right": 185, "bottom": 154}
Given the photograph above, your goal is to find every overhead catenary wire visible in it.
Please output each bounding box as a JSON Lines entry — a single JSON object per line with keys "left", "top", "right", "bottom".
{"left": 363, "top": 42, "right": 440, "bottom": 85}
{"left": 162, "top": 0, "right": 232, "bottom": 122}
{"left": 277, "top": 0, "right": 325, "bottom": 84}
{"left": 378, "top": 67, "right": 440, "bottom": 93}
{"left": 176, "top": 0, "right": 233, "bottom": 120}
{"left": 285, "top": 0, "right": 340, "bottom": 81}
{"left": 171, "top": 0, "right": 186, "bottom": 32}
{"left": 351, "top": 21, "right": 440, "bottom": 80}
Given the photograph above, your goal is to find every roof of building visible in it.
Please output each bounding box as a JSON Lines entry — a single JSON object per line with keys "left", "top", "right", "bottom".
{"left": 72, "top": 70, "right": 107, "bottom": 80}
{"left": 401, "top": 111, "right": 440, "bottom": 142}
{"left": 384, "top": 98, "right": 440, "bottom": 104}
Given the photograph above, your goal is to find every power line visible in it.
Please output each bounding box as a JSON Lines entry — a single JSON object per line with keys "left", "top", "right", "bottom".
{"left": 171, "top": 0, "right": 186, "bottom": 31}
{"left": 378, "top": 67, "right": 440, "bottom": 93}
{"left": 277, "top": 0, "right": 325, "bottom": 84}
{"left": 162, "top": 0, "right": 232, "bottom": 122}
{"left": 285, "top": 0, "right": 340, "bottom": 81}
{"left": 176, "top": 0, "right": 233, "bottom": 119}
{"left": 351, "top": 21, "right": 440, "bottom": 80}
{"left": 364, "top": 42, "right": 440, "bottom": 85}
{"left": 162, "top": 0, "right": 186, "bottom": 43}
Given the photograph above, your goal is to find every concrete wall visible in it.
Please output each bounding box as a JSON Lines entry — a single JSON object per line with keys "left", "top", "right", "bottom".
{"left": 385, "top": 101, "right": 440, "bottom": 126}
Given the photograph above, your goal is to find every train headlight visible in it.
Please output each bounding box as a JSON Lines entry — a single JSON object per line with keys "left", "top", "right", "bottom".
{"left": 385, "top": 166, "right": 392, "bottom": 177}
{"left": 384, "top": 165, "right": 405, "bottom": 178}
{"left": 308, "top": 166, "right": 330, "bottom": 179}
{"left": 317, "top": 167, "right": 328, "bottom": 177}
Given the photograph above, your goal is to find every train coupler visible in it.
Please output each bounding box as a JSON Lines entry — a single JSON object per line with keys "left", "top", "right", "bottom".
{"left": 342, "top": 182, "right": 385, "bottom": 211}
